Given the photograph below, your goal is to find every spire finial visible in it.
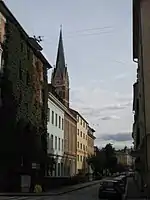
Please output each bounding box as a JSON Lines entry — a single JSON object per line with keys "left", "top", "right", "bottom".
{"left": 60, "top": 24, "right": 62, "bottom": 31}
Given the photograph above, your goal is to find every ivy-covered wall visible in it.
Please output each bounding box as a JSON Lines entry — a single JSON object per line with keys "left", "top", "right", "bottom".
{"left": 0, "top": 18, "right": 48, "bottom": 172}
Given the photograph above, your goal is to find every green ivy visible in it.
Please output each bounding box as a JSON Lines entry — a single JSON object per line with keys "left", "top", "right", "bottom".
{"left": 0, "top": 19, "right": 48, "bottom": 172}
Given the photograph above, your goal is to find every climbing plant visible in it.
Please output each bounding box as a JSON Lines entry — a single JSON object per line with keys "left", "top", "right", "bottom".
{"left": 0, "top": 18, "right": 48, "bottom": 173}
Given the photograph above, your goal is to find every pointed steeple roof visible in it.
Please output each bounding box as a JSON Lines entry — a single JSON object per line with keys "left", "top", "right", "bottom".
{"left": 55, "top": 25, "right": 66, "bottom": 72}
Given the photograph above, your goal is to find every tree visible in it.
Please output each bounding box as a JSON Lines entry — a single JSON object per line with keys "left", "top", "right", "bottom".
{"left": 103, "top": 143, "right": 117, "bottom": 171}
{"left": 87, "top": 150, "right": 106, "bottom": 175}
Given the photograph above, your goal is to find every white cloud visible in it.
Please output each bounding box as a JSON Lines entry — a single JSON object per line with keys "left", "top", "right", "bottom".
{"left": 70, "top": 85, "right": 133, "bottom": 148}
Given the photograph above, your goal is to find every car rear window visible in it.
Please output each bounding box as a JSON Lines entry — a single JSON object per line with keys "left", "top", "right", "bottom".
{"left": 103, "top": 182, "right": 114, "bottom": 187}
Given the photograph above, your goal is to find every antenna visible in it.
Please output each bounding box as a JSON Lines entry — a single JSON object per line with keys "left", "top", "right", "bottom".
{"left": 33, "top": 35, "right": 44, "bottom": 43}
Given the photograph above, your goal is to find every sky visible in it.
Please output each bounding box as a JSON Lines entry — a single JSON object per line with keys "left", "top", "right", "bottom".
{"left": 5, "top": 0, "right": 137, "bottom": 149}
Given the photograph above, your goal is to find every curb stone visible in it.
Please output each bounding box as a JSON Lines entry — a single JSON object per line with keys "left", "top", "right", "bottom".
{"left": 0, "top": 180, "right": 101, "bottom": 197}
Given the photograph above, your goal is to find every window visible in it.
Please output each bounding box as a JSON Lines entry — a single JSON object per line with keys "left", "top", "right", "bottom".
{"left": 86, "top": 146, "right": 87, "bottom": 151}
{"left": 58, "top": 138, "right": 60, "bottom": 150}
{"left": 80, "top": 143, "right": 82, "bottom": 150}
{"left": 59, "top": 116, "right": 61, "bottom": 128}
{"left": 83, "top": 145, "right": 85, "bottom": 151}
{"left": 55, "top": 136, "right": 57, "bottom": 150}
{"left": 80, "top": 155, "right": 82, "bottom": 162}
{"left": 77, "top": 155, "right": 79, "bottom": 161}
{"left": 27, "top": 46, "right": 30, "bottom": 60}
{"left": 51, "top": 111, "right": 54, "bottom": 124}
{"left": 39, "top": 89, "right": 42, "bottom": 104}
{"left": 83, "top": 121, "right": 85, "bottom": 127}
{"left": 58, "top": 163, "right": 60, "bottom": 176}
{"left": 80, "top": 131, "right": 82, "bottom": 137}
{"left": 62, "top": 118, "right": 64, "bottom": 130}
{"left": 77, "top": 142, "right": 79, "bottom": 148}
{"left": 19, "top": 61, "right": 22, "bottom": 80}
{"left": 21, "top": 42, "right": 23, "bottom": 52}
{"left": 80, "top": 118, "right": 82, "bottom": 125}
{"left": 83, "top": 133, "right": 85, "bottom": 139}
{"left": 26, "top": 72, "right": 30, "bottom": 85}
{"left": 77, "top": 115, "right": 79, "bottom": 122}
{"left": 51, "top": 134, "right": 53, "bottom": 149}
{"left": 55, "top": 113, "right": 57, "bottom": 126}
{"left": 77, "top": 129, "right": 79, "bottom": 135}
{"left": 86, "top": 135, "right": 87, "bottom": 140}
{"left": 47, "top": 108, "right": 50, "bottom": 122}
{"left": 62, "top": 139, "right": 64, "bottom": 151}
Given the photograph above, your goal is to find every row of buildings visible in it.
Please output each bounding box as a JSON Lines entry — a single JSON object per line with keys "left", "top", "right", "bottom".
{"left": 0, "top": 0, "right": 96, "bottom": 183}
{"left": 47, "top": 28, "right": 95, "bottom": 177}
{"left": 132, "top": 0, "right": 150, "bottom": 196}
{"left": 115, "top": 148, "right": 134, "bottom": 167}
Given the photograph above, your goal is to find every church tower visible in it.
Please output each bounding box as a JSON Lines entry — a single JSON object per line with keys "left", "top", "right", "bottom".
{"left": 51, "top": 27, "right": 69, "bottom": 107}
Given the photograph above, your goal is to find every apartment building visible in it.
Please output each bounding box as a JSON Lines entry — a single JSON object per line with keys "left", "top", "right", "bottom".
{"left": 71, "top": 110, "right": 89, "bottom": 174}
{"left": 47, "top": 86, "right": 65, "bottom": 176}
{"left": 132, "top": 0, "right": 150, "bottom": 195}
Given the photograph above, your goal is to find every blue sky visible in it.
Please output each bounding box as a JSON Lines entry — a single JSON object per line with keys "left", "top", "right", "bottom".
{"left": 5, "top": 0, "right": 136, "bottom": 149}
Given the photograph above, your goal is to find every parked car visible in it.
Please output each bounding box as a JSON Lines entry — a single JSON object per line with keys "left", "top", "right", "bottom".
{"left": 114, "top": 176, "right": 126, "bottom": 192}
{"left": 98, "top": 179, "right": 123, "bottom": 200}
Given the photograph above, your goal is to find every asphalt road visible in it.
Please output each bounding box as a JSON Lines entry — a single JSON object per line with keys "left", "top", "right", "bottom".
{"left": 0, "top": 184, "right": 100, "bottom": 200}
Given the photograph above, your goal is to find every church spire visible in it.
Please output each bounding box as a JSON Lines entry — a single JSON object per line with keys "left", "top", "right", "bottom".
{"left": 51, "top": 26, "right": 70, "bottom": 108}
{"left": 56, "top": 25, "right": 66, "bottom": 72}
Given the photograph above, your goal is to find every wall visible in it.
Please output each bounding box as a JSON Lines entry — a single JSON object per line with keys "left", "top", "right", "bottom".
{"left": 47, "top": 97, "right": 64, "bottom": 176}
{"left": 76, "top": 115, "right": 88, "bottom": 173}
{"left": 47, "top": 98, "right": 64, "bottom": 157}
{"left": 64, "top": 111, "right": 77, "bottom": 176}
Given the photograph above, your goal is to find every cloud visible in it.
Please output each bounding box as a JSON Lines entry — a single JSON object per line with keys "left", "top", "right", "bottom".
{"left": 100, "top": 115, "right": 120, "bottom": 121}
{"left": 70, "top": 85, "right": 133, "bottom": 148}
{"left": 101, "top": 132, "right": 132, "bottom": 142}
{"left": 114, "top": 73, "right": 128, "bottom": 80}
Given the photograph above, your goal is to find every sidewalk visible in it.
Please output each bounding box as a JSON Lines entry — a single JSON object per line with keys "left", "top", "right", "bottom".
{"left": 125, "top": 177, "right": 147, "bottom": 199}
{"left": 0, "top": 179, "right": 101, "bottom": 196}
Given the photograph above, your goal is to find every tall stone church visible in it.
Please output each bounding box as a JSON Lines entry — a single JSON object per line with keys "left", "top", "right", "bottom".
{"left": 51, "top": 28, "right": 77, "bottom": 176}
{"left": 51, "top": 28, "right": 69, "bottom": 107}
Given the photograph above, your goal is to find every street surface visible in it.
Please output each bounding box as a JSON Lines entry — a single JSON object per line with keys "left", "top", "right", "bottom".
{"left": 0, "top": 184, "right": 100, "bottom": 200}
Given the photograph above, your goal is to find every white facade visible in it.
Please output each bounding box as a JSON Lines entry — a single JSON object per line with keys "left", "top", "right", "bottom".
{"left": 47, "top": 93, "right": 65, "bottom": 176}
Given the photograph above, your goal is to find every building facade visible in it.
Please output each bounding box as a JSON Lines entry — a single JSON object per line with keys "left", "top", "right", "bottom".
{"left": 132, "top": 0, "right": 150, "bottom": 194}
{"left": 116, "top": 150, "right": 133, "bottom": 167}
{"left": 71, "top": 110, "right": 88, "bottom": 174}
{"left": 87, "top": 126, "right": 96, "bottom": 156}
{"left": 64, "top": 110, "right": 77, "bottom": 176}
{"left": 0, "top": 1, "right": 52, "bottom": 189}
{"left": 47, "top": 89, "right": 65, "bottom": 176}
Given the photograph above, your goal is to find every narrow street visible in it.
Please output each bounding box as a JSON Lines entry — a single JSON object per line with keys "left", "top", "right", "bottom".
{"left": 0, "top": 185, "right": 100, "bottom": 200}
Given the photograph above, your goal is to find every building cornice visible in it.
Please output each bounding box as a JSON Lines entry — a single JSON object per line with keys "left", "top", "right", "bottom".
{"left": 48, "top": 92, "right": 76, "bottom": 121}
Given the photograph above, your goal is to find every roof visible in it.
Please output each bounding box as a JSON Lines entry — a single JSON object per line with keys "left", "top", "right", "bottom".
{"left": 70, "top": 108, "right": 89, "bottom": 124}
{"left": 0, "top": 0, "right": 52, "bottom": 69}
{"left": 133, "top": 0, "right": 140, "bottom": 60}
{"left": 88, "top": 126, "right": 95, "bottom": 133}
{"left": 53, "top": 27, "right": 66, "bottom": 78}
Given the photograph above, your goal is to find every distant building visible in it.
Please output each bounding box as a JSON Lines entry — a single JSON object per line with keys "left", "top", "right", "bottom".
{"left": 87, "top": 126, "right": 96, "bottom": 156}
{"left": 94, "top": 146, "right": 99, "bottom": 156}
{"left": 116, "top": 149, "right": 134, "bottom": 167}
{"left": 70, "top": 109, "right": 89, "bottom": 174}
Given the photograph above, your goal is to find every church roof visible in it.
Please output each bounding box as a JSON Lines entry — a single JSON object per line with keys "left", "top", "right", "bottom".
{"left": 55, "top": 27, "right": 66, "bottom": 74}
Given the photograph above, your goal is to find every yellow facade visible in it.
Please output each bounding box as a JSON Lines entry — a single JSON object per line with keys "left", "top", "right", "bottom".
{"left": 76, "top": 114, "right": 88, "bottom": 174}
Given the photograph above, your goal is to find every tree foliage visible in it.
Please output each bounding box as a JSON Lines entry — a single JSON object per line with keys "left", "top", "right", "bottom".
{"left": 87, "top": 143, "right": 118, "bottom": 174}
